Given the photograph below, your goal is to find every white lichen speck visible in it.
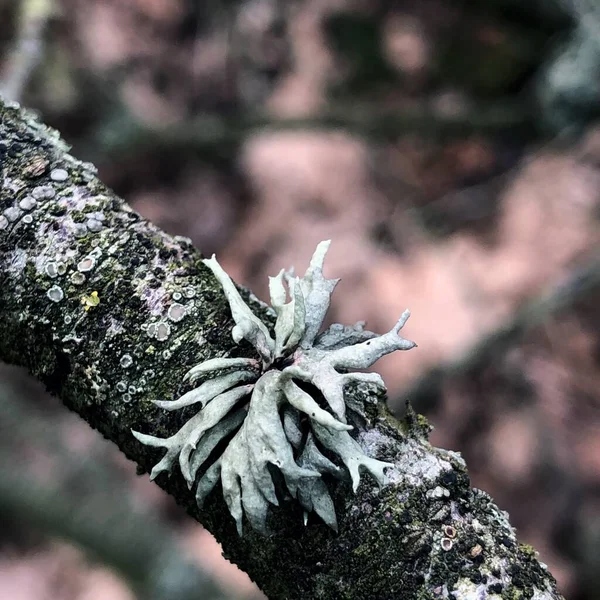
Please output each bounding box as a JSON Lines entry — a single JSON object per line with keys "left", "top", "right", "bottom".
{"left": 133, "top": 241, "right": 416, "bottom": 535}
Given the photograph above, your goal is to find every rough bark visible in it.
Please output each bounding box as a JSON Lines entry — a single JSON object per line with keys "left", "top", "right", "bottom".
{"left": 0, "top": 97, "right": 563, "bottom": 600}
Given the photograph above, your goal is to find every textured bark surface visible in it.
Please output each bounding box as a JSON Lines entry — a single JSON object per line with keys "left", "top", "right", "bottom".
{"left": 0, "top": 97, "right": 564, "bottom": 600}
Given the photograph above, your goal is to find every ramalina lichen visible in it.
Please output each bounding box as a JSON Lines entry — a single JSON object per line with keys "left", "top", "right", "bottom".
{"left": 133, "top": 241, "right": 416, "bottom": 535}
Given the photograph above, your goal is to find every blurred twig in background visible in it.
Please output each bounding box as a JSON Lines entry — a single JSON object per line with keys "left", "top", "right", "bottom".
{"left": 0, "top": 382, "right": 244, "bottom": 600}
{"left": 401, "top": 250, "right": 600, "bottom": 411}
{"left": 85, "top": 97, "right": 536, "bottom": 163}
{"left": 0, "top": 0, "right": 55, "bottom": 102}
{"left": 537, "top": 0, "right": 600, "bottom": 134}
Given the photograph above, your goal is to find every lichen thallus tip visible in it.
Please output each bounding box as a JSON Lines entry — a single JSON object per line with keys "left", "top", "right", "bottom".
{"left": 132, "top": 240, "right": 416, "bottom": 535}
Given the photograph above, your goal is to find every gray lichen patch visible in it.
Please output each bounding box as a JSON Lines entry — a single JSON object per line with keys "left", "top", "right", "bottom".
{"left": 155, "top": 322, "right": 171, "bottom": 341}
{"left": 120, "top": 354, "right": 133, "bottom": 369}
{"left": 18, "top": 196, "right": 37, "bottom": 210}
{"left": 441, "top": 537, "right": 453, "bottom": 551}
{"left": 77, "top": 256, "right": 95, "bottom": 272}
{"left": 32, "top": 185, "right": 56, "bottom": 200}
{"left": 47, "top": 284, "right": 64, "bottom": 302}
{"left": 167, "top": 302, "right": 186, "bottom": 322}
{"left": 371, "top": 431, "right": 460, "bottom": 495}
{"left": 50, "top": 168, "right": 69, "bottom": 182}
{"left": 86, "top": 218, "right": 103, "bottom": 232}
{"left": 70, "top": 272, "right": 85, "bottom": 285}
{"left": 44, "top": 260, "right": 58, "bottom": 279}
{"left": 4, "top": 206, "right": 22, "bottom": 222}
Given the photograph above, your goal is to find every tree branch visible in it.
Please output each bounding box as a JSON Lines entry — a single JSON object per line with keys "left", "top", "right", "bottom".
{"left": 0, "top": 97, "right": 563, "bottom": 599}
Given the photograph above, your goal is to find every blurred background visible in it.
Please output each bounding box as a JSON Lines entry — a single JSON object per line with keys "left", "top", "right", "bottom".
{"left": 1, "top": 0, "right": 599, "bottom": 598}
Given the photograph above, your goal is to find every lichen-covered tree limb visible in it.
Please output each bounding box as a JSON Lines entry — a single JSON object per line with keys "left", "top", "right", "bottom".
{"left": 0, "top": 97, "right": 563, "bottom": 600}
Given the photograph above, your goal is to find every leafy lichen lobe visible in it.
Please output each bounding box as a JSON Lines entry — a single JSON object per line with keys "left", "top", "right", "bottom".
{"left": 133, "top": 240, "right": 417, "bottom": 534}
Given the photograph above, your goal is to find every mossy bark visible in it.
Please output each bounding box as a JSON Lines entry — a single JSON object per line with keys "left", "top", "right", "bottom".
{"left": 0, "top": 97, "right": 563, "bottom": 600}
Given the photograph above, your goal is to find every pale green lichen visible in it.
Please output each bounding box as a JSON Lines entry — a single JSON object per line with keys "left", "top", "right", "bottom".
{"left": 133, "top": 241, "right": 416, "bottom": 535}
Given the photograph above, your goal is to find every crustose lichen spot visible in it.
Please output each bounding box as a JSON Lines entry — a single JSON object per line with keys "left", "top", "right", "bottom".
{"left": 132, "top": 241, "right": 416, "bottom": 535}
